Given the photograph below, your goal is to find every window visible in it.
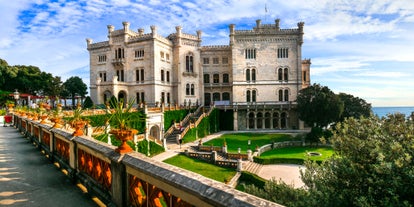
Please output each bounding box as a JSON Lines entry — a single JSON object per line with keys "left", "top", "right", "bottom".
{"left": 160, "top": 51, "right": 165, "bottom": 60}
{"left": 98, "top": 55, "right": 107, "bottom": 62}
{"left": 203, "top": 58, "right": 209, "bottom": 64}
{"left": 204, "top": 74, "right": 210, "bottom": 83}
{"left": 186, "top": 84, "right": 190, "bottom": 95}
{"left": 116, "top": 70, "right": 124, "bottom": 81}
{"left": 166, "top": 53, "right": 170, "bottom": 61}
{"left": 277, "top": 48, "right": 288, "bottom": 58}
{"left": 246, "top": 90, "right": 251, "bottom": 102}
{"left": 278, "top": 68, "right": 283, "bottom": 81}
{"left": 161, "top": 92, "right": 165, "bottom": 103}
{"left": 204, "top": 93, "right": 211, "bottom": 106}
{"left": 303, "top": 71, "right": 307, "bottom": 82}
{"left": 213, "top": 74, "right": 219, "bottom": 83}
{"left": 284, "top": 68, "right": 288, "bottom": 81}
{"left": 136, "top": 68, "right": 144, "bottom": 82}
{"left": 247, "top": 90, "right": 256, "bottom": 102}
{"left": 213, "top": 57, "right": 219, "bottom": 64}
{"left": 222, "top": 92, "right": 230, "bottom": 101}
{"left": 223, "top": 74, "right": 229, "bottom": 83}
{"left": 278, "top": 89, "right": 283, "bottom": 101}
{"left": 284, "top": 89, "right": 289, "bottom": 101}
{"left": 136, "top": 92, "right": 141, "bottom": 104}
{"left": 222, "top": 57, "right": 228, "bottom": 64}
{"left": 115, "top": 48, "right": 124, "bottom": 59}
{"left": 245, "top": 49, "right": 256, "bottom": 59}
{"left": 166, "top": 71, "right": 170, "bottom": 82}
{"left": 186, "top": 53, "right": 194, "bottom": 72}
{"left": 246, "top": 69, "right": 250, "bottom": 81}
{"left": 99, "top": 72, "right": 107, "bottom": 82}
{"left": 135, "top": 50, "right": 144, "bottom": 59}
{"left": 191, "top": 84, "right": 195, "bottom": 95}
{"left": 140, "top": 69, "right": 144, "bottom": 81}
{"left": 136, "top": 69, "right": 139, "bottom": 81}
{"left": 252, "top": 69, "right": 256, "bottom": 82}
{"left": 161, "top": 70, "right": 165, "bottom": 81}
{"left": 141, "top": 92, "right": 145, "bottom": 103}
{"left": 167, "top": 93, "right": 170, "bottom": 104}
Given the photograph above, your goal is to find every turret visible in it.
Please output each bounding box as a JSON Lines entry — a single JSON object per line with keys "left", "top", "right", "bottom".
{"left": 138, "top": 28, "right": 144, "bottom": 36}
{"left": 122, "top": 21, "right": 130, "bottom": 32}
{"left": 275, "top": 19, "right": 280, "bottom": 30}
{"left": 196, "top": 30, "right": 202, "bottom": 47}
{"left": 229, "top": 24, "right": 235, "bottom": 46}
{"left": 151, "top": 25, "right": 157, "bottom": 37}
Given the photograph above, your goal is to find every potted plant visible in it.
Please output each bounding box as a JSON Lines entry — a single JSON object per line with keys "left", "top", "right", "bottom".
{"left": 49, "top": 108, "right": 63, "bottom": 128}
{"left": 107, "top": 98, "right": 140, "bottom": 153}
{"left": 68, "top": 107, "right": 89, "bottom": 136}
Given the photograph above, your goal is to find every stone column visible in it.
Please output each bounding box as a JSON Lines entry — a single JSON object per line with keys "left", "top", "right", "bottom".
{"left": 237, "top": 158, "right": 242, "bottom": 172}
{"left": 247, "top": 149, "right": 253, "bottom": 162}
{"left": 233, "top": 110, "right": 238, "bottom": 131}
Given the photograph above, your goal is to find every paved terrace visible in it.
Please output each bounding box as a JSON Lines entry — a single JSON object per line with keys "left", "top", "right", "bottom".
{"left": 0, "top": 126, "right": 98, "bottom": 207}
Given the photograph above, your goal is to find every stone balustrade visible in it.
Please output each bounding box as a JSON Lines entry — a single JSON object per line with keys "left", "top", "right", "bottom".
{"left": 13, "top": 114, "right": 283, "bottom": 207}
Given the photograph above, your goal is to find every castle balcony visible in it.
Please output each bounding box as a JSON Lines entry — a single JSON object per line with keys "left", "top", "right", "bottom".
{"left": 182, "top": 71, "right": 198, "bottom": 77}
{"left": 111, "top": 58, "right": 125, "bottom": 66}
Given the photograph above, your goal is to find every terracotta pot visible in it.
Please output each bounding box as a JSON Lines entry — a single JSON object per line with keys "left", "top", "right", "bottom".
{"left": 40, "top": 115, "right": 48, "bottom": 124}
{"left": 51, "top": 117, "right": 63, "bottom": 128}
{"left": 110, "top": 128, "right": 138, "bottom": 153}
{"left": 72, "top": 121, "right": 86, "bottom": 136}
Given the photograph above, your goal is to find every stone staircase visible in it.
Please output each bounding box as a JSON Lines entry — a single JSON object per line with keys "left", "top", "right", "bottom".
{"left": 243, "top": 161, "right": 263, "bottom": 175}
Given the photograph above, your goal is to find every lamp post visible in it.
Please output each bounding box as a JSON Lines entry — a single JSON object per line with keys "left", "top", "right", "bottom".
{"left": 13, "top": 89, "right": 20, "bottom": 106}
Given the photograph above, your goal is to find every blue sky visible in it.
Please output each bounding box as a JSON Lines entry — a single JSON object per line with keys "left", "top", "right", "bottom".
{"left": 0, "top": 0, "right": 413, "bottom": 106}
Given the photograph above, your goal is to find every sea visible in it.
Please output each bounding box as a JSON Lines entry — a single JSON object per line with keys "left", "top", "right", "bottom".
{"left": 372, "top": 106, "right": 414, "bottom": 118}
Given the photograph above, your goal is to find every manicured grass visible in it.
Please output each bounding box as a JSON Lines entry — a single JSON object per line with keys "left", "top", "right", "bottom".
{"left": 163, "top": 154, "right": 236, "bottom": 183}
{"left": 259, "top": 146, "right": 334, "bottom": 161}
{"left": 203, "top": 133, "right": 300, "bottom": 153}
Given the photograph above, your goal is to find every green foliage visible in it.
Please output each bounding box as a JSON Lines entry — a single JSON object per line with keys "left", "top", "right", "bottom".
{"left": 107, "top": 98, "right": 145, "bottom": 131}
{"left": 256, "top": 146, "right": 333, "bottom": 164}
{"left": 182, "top": 128, "right": 197, "bottom": 143}
{"left": 219, "top": 110, "right": 234, "bottom": 130}
{"left": 239, "top": 171, "right": 267, "bottom": 189}
{"left": 163, "top": 154, "right": 236, "bottom": 183}
{"left": 243, "top": 178, "right": 309, "bottom": 207}
{"left": 301, "top": 115, "right": 414, "bottom": 207}
{"left": 297, "top": 83, "right": 344, "bottom": 128}
{"left": 306, "top": 126, "right": 323, "bottom": 144}
{"left": 62, "top": 76, "right": 88, "bottom": 107}
{"left": 0, "top": 109, "right": 6, "bottom": 115}
{"left": 136, "top": 140, "right": 165, "bottom": 157}
{"left": 163, "top": 109, "right": 190, "bottom": 130}
{"left": 338, "top": 92, "right": 372, "bottom": 121}
{"left": 83, "top": 96, "right": 94, "bottom": 108}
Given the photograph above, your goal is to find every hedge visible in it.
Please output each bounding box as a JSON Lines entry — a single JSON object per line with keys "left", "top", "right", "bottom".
{"left": 163, "top": 109, "right": 190, "bottom": 130}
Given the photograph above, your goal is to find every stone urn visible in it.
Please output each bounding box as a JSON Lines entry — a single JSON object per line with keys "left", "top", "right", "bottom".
{"left": 110, "top": 128, "right": 138, "bottom": 153}
{"left": 51, "top": 117, "right": 63, "bottom": 128}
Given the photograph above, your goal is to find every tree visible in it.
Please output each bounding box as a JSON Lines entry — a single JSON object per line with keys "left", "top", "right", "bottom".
{"left": 338, "top": 93, "right": 372, "bottom": 121}
{"left": 83, "top": 96, "right": 94, "bottom": 108}
{"left": 296, "top": 83, "right": 343, "bottom": 128}
{"left": 62, "top": 76, "right": 88, "bottom": 107}
{"left": 301, "top": 115, "right": 414, "bottom": 207}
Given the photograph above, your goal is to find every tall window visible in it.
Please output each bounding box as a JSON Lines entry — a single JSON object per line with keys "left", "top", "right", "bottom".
{"left": 284, "top": 68, "right": 288, "bottom": 81}
{"left": 186, "top": 84, "right": 190, "bottom": 95}
{"left": 246, "top": 90, "right": 251, "bottom": 102}
{"left": 222, "top": 92, "right": 230, "bottom": 101}
{"left": 166, "top": 71, "right": 170, "bottom": 82}
{"left": 161, "top": 92, "right": 165, "bottom": 103}
{"left": 213, "top": 93, "right": 220, "bottom": 101}
{"left": 115, "top": 48, "right": 124, "bottom": 59}
{"left": 136, "top": 92, "right": 141, "bottom": 104}
{"left": 99, "top": 72, "right": 107, "bottom": 82}
{"left": 186, "top": 53, "right": 194, "bottom": 72}
{"left": 213, "top": 74, "right": 219, "bottom": 83}
{"left": 252, "top": 90, "right": 257, "bottom": 102}
{"left": 136, "top": 69, "right": 139, "bottom": 81}
{"left": 279, "top": 89, "right": 283, "bottom": 101}
{"left": 284, "top": 89, "right": 289, "bottom": 101}
{"left": 252, "top": 69, "right": 256, "bottom": 82}
{"left": 246, "top": 69, "right": 250, "bottom": 81}
{"left": 303, "top": 71, "right": 307, "bottom": 82}
{"left": 191, "top": 84, "right": 195, "bottom": 95}
{"left": 204, "top": 74, "right": 210, "bottom": 83}
{"left": 278, "top": 89, "right": 289, "bottom": 101}
{"left": 245, "top": 49, "right": 256, "bottom": 59}
{"left": 116, "top": 70, "right": 124, "bottom": 81}
{"left": 246, "top": 69, "right": 255, "bottom": 82}
{"left": 137, "top": 92, "right": 145, "bottom": 103}
{"left": 160, "top": 51, "right": 165, "bottom": 60}
{"left": 166, "top": 53, "right": 170, "bottom": 62}
{"left": 141, "top": 92, "right": 145, "bottom": 103}
{"left": 278, "top": 68, "right": 283, "bottom": 80}
{"left": 167, "top": 93, "right": 170, "bottom": 104}
{"left": 140, "top": 69, "right": 144, "bottom": 81}
{"left": 161, "top": 70, "right": 165, "bottom": 81}
{"left": 223, "top": 74, "right": 229, "bottom": 83}
{"left": 277, "top": 48, "right": 288, "bottom": 58}
{"left": 278, "top": 68, "right": 288, "bottom": 81}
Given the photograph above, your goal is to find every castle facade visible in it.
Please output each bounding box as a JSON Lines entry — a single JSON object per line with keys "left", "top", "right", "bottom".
{"left": 87, "top": 19, "right": 311, "bottom": 130}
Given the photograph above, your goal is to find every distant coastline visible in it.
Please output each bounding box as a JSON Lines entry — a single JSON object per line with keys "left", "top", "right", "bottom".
{"left": 372, "top": 106, "right": 414, "bottom": 118}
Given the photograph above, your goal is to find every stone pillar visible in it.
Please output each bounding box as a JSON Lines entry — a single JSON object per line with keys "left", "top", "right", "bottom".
{"left": 233, "top": 110, "right": 238, "bottom": 131}
{"left": 247, "top": 149, "right": 253, "bottom": 162}
{"left": 237, "top": 158, "right": 242, "bottom": 172}
{"left": 110, "top": 157, "right": 126, "bottom": 207}
{"left": 212, "top": 151, "right": 217, "bottom": 163}
{"left": 222, "top": 145, "right": 227, "bottom": 154}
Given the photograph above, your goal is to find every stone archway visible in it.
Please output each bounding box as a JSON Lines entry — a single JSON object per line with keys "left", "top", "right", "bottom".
{"left": 149, "top": 125, "right": 160, "bottom": 140}
{"left": 118, "top": 91, "right": 127, "bottom": 102}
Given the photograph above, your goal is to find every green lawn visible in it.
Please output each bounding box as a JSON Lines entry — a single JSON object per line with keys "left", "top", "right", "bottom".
{"left": 203, "top": 133, "right": 300, "bottom": 153}
{"left": 259, "top": 146, "right": 334, "bottom": 161}
{"left": 163, "top": 154, "right": 236, "bottom": 183}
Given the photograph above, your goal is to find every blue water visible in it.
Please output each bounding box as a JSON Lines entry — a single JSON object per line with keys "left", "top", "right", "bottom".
{"left": 372, "top": 107, "right": 414, "bottom": 118}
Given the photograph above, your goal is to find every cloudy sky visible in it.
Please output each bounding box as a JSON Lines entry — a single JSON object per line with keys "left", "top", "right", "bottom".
{"left": 0, "top": 0, "right": 413, "bottom": 106}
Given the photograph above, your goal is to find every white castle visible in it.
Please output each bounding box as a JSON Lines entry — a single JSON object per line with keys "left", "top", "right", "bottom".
{"left": 87, "top": 19, "right": 311, "bottom": 130}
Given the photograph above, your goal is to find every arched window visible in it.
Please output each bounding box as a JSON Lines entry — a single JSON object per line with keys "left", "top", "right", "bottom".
{"left": 166, "top": 71, "right": 170, "bottom": 82}
{"left": 246, "top": 90, "right": 251, "bottom": 102}
{"left": 278, "top": 89, "right": 283, "bottom": 101}
{"left": 278, "top": 68, "right": 283, "bottom": 80}
{"left": 248, "top": 112, "right": 255, "bottom": 129}
{"left": 265, "top": 112, "right": 271, "bottom": 129}
{"left": 186, "top": 84, "right": 190, "bottom": 95}
{"left": 257, "top": 112, "right": 263, "bottom": 129}
{"left": 273, "top": 112, "right": 279, "bottom": 129}
{"left": 213, "top": 74, "right": 219, "bottom": 83}
{"left": 161, "top": 92, "right": 165, "bottom": 103}
{"left": 191, "top": 84, "right": 195, "bottom": 95}
{"left": 284, "top": 89, "right": 289, "bottom": 101}
{"left": 281, "top": 112, "right": 287, "bottom": 128}
{"left": 223, "top": 74, "right": 229, "bottom": 83}
{"left": 167, "top": 93, "right": 170, "bottom": 104}
{"left": 284, "top": 68, "right": 288, "bottom": 81}
{"left": 186, "top": 53, "right": 194, "bottom": 72}
{"left": 161, "top": 70, "right": 165, "bottom": 81}
{"left": 252, "top": 69, "right": 256, "bottom": 81}
{"left": 204, "top": 74, "right": 210, "bottom": 83}
{"left": 246, "top": 69, "right": 250, "bottom": 81}
{"left": 252, "top": 90, "right": 256, "bottom": 102}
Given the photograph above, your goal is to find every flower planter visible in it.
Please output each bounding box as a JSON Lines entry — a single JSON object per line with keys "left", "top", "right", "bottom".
{"left": 72, "top": 121, "right": 87, "bottom": 136}
{"left": 110, "top": 128, "right": 138, "bottom": 153}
